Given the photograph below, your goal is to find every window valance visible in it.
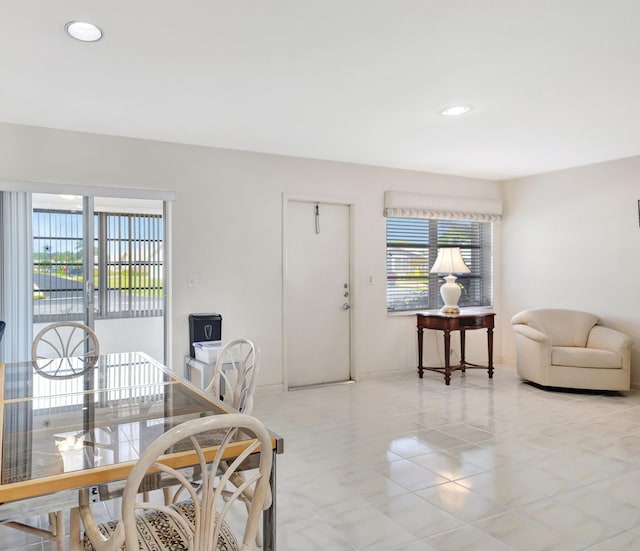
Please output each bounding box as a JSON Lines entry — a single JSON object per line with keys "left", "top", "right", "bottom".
{"left": 383, "top": 191, "right": 502, "bottom": 222}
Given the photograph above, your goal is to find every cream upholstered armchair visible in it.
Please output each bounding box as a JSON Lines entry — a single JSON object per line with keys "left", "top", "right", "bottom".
{"left": 511, "top": 308, "right": 632, "bottom": 391}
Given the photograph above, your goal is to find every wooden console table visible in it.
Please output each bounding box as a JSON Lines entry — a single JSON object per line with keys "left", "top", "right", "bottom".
{"left": 417, "top": 310, "right": 495, "bottom": 385}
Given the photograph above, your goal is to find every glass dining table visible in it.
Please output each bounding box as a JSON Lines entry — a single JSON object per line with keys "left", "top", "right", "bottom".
{"left": 0, "top": 351, "right": 283, "bottom": 550}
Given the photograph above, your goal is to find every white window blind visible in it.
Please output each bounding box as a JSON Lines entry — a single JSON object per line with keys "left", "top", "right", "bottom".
{"left": 0, "top": 192, "right": 33, "bottom": 362}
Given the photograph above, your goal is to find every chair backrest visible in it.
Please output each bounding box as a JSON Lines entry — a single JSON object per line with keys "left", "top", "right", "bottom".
{"left": 511, "top": 308, "right": 599, "bottom": 347}
{"left": 0, "top": 320, "right": 5, "bottom": 343}
{"left": 32, "top": 321, "right": 100, "bottom": 378}
{"left": 205, "top": 338, "right": 259, "bottom": 415}
{"left": 82, "top": 414, "right": 273, "bottom": 551}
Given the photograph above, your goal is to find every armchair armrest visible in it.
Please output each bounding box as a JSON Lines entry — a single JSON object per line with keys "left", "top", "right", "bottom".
{"left": 587, "top": 325, "right": 632, "bottom": 354}
{"left": 512, "top": 323, "right": 551, "bottom": 345}
{"left": 512, "top": 323, "right": 552, "bottom": 382}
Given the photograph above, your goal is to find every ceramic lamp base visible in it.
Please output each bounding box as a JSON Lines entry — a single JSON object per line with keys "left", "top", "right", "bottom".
{"left": 439, "top": 274, "right": 462, "bottom": 314}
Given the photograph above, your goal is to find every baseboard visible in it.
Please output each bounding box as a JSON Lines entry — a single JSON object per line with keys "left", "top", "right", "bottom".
{"left": 255, "top": 383, "right": 285, "bottom": 395}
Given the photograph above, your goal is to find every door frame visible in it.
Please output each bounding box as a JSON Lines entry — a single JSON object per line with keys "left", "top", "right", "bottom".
{"left": 282, "top": 193, "right": 358, "bottom": 390}
{"left": 82, "top": 196, "right": 96, "bottom": 330}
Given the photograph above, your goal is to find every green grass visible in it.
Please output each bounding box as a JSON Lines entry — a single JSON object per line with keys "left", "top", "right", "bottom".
{"left": 33, "top": 268, "right": 163, "bottom": 296}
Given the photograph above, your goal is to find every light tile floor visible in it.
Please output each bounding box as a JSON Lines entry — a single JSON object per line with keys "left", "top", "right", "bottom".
{"left": 3, "top": 364, "right": 640, "bottom": 550}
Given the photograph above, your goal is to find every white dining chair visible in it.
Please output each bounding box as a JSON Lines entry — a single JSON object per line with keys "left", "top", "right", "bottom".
{"left": 200, "top": 338, "right": 266, "bottom": 546}
{"left": 2, "top": 322, "right": 101, "bottom": 550}
{"left": 32, "top": 321, "right": 100, "bottom": 378}
{"left": 164, "top": 339, "right": 260, "bottom": 512}
{"left": 205, "top": 338, "right": 259, "bottom": 415}
{"left": 78, "top": 413, "right": 273, "bottom": 551}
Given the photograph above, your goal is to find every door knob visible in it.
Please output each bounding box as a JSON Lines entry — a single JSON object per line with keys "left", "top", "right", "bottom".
{"left": 341, "top": 303, "right": 350, "bottom": 310}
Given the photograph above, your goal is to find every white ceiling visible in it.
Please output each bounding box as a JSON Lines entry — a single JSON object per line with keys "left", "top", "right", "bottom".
{"left": 2, "top": 1, "right": 640, "bottom": 181}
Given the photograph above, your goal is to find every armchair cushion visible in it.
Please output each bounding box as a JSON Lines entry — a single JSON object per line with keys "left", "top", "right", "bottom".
{"left": 552, "top": 347, "right": 621, "bottom": 369}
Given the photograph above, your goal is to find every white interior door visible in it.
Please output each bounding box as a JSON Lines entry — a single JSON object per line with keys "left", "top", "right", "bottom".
{"left": 285, "top": 200, "right": 351, "bottom": 388}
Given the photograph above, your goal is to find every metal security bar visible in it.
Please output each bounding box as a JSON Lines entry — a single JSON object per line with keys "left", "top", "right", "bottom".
{"left": 33, "top": 209, "right": 85, "bottom": 321}
{"left": 101, "top": 212, "right": 163, "bottom": 318}
{"left": 33, "top": 209, "right": 163, "bottom": 322}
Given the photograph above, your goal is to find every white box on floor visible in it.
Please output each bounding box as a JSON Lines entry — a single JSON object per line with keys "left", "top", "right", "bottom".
{"left": 193, "top": 340, "right": 223, "bottom": 364}
{"left": 185, "top": 356, "right": 230, "bottom": 395}
{"left": 185, "top": 356, "right": 215, "bottom": 389}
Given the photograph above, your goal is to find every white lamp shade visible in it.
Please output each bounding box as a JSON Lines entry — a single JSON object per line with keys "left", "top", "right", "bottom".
{"left": 429, "top": 247, "right": 471, "bottom": 274}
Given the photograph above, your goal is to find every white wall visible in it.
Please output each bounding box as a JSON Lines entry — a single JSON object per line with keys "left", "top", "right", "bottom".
{"left": 500, "top": 156, "right": 640, "bottom": 383}
{"left": 0, "top": 122, "right": 502, "bottom": 387}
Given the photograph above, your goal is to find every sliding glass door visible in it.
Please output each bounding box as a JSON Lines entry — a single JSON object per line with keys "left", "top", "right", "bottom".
{"left": 31, "top": 193, "right": 165, "bottom": 361}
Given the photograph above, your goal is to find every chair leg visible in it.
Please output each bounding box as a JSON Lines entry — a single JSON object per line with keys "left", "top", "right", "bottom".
{"left": 229, "top": 470, "right": 263, "bottom": 547}
{"left": 244, "top": 500, "right": 263, "bottom": 548}
{"left": 50, "top": 511, "right": 65, "bottom": 551}
{"left": 70, "top": 507, "right": 82, "bottom": 551}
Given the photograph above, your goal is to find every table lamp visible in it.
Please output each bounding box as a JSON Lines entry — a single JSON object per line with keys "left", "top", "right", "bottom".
{"left": 430, "top": 247, "right": 470, "bottom": 314}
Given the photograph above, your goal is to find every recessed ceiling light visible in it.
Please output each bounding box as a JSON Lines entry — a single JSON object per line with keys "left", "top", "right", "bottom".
{"left": 441, "top": 105, "right": 471, "bottom": 116}
{"left": 65, "top": 21, "right": 103, "bottom": 42}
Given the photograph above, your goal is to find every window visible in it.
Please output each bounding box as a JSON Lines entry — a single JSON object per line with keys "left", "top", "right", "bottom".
{"left": 386, "top": 217, "right": 493, "bottom": 312}
{"left": 33, "top": 209, "right": 163, "bottom": 322}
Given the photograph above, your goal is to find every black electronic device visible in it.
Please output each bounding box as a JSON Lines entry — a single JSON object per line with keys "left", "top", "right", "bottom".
{"left": 188, "top": 313, "right": 222, "bottom": 357}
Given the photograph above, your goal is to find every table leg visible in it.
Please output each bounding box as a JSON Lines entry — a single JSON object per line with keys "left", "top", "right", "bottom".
{"left": 417, "top": 326, "right": 424, "bottom": 378}
{"left": 263, "top": 450, "right": 277, "bottom": 551}
{"left": 487, "top": 327, "right": 494, "bottom": 378}
{"left": 460, "top": 329, "right": 466, "bottom": 372}
{"left": 443, "top": 329, "right": 451, "bottom": 385}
